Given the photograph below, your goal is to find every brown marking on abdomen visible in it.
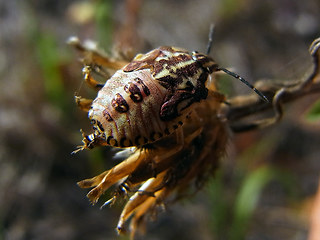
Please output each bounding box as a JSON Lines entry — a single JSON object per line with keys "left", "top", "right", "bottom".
{"left": 124, "top": 82, "right": 143, "bottom": 103}
{"left": 111, "top": 93, "right": 129, "bottom": 113}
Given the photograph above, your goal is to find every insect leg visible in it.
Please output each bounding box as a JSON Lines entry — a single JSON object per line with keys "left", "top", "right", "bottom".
{"left": 68, "top": 36, "right": 128, "bottom": 70}
{"left": 82, "top": 66, "right": 105, "bottom": 91}
{"left": 75, "top": 95, "right": 93, "bottom": 112}
{"left": 72, "top": 129, "right": 110, "bottom": 154}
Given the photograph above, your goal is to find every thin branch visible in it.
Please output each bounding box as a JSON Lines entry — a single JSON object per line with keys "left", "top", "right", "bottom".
{"left": 224, "top": 37, "right": 320, "bottom": 132}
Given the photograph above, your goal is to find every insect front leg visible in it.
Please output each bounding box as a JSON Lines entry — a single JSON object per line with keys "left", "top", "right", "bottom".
{"left": 75, "top": 95, "right": 93, "bottom": 112}
{"left": 68, "top": 36, "right": 128, "bottom": 70}
{"left": 82, "top": 66, "right": 105, "bottom": 91}
{"left": 72, "top": 129, "right": 109, "bottom": 154}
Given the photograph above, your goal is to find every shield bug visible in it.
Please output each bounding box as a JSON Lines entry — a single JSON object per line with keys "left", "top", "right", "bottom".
{"left": 70, "top": 34, "right": 267, "bottom": 152}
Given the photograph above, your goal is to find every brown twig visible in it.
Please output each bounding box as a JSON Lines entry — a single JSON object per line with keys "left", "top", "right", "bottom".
{"left": 224, "top": 37, "right": 320, "bottom": 132}
{"left": 113, "top": 0, "right": 143, "bottom": 59}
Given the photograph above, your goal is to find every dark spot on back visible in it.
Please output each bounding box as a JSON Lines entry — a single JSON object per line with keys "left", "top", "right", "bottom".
{"left": 111, "top": 93, "right": 129, "bottom": 113}
{"left": 134, "top": 77, "right": 150, "bottom": 96}
{"left": 124, "top": 82, "right": 143, "bottom": 102}
{"left": 103, "top": 109, "right": 113, "bottom": 122}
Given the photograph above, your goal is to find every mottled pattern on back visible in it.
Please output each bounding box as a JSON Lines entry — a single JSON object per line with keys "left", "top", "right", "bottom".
{"left": 86, "top": 46, "right": 218, "bottom": 148}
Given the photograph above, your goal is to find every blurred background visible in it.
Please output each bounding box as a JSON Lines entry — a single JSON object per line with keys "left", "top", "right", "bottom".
{"left": 0, "top": 0, "right": 319, "bottom": 239}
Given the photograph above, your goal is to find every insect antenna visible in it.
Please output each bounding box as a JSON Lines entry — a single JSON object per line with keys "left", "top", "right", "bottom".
{"left": 217, "top": 67, "right": 269, "bottom": 102}
{"left": 206, "top": 24, "right": 215, "bottom": 55}
{"left": 205, "top": 24, "right": 268, "bottom": 102}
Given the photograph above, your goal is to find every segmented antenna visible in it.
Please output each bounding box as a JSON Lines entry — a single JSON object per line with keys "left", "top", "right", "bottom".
{"left": 218, "top": 67, "right": 269, "bottom": 102}
{"left": 206, "top": 24, "right": 269, "bottom": 102}
{"left": 206, "top": 24, "right": 215, "bottom": 55}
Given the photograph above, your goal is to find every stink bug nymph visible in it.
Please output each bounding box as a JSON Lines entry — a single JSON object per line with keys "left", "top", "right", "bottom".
{"left": 71, "top": 32, "right": 267, "bottom": 152}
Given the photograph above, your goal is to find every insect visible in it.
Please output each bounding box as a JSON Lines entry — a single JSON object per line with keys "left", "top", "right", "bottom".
{"left": 71, "top": 34, "right": 267, "bottom": 152}
{"left": 69, "top": 27, "right": 268, "bottom": 237}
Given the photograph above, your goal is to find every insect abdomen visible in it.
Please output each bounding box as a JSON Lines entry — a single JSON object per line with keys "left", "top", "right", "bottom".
{"left": 89, "top": 69, "right": 179, "bottom": 147}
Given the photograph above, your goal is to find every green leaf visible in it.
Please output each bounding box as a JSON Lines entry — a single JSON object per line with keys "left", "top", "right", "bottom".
{"left": 95, "top": 0, "right": 113, "bottom": 49}
{"left": 230, "top": 166, "right": 275, "bottom": 240}
{"left": 306, "top": 99, "right": 320, "bottom": 121}
{"left": 207, "top": 170, "right": 230, "bottom": 238}
{"left": 35, "top": 33, "right": 66, "bottom": 108}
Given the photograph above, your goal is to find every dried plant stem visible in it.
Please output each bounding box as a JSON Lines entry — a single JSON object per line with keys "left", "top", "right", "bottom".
{"left": 225, "top": 37, "right": 320, "bottom": 132}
